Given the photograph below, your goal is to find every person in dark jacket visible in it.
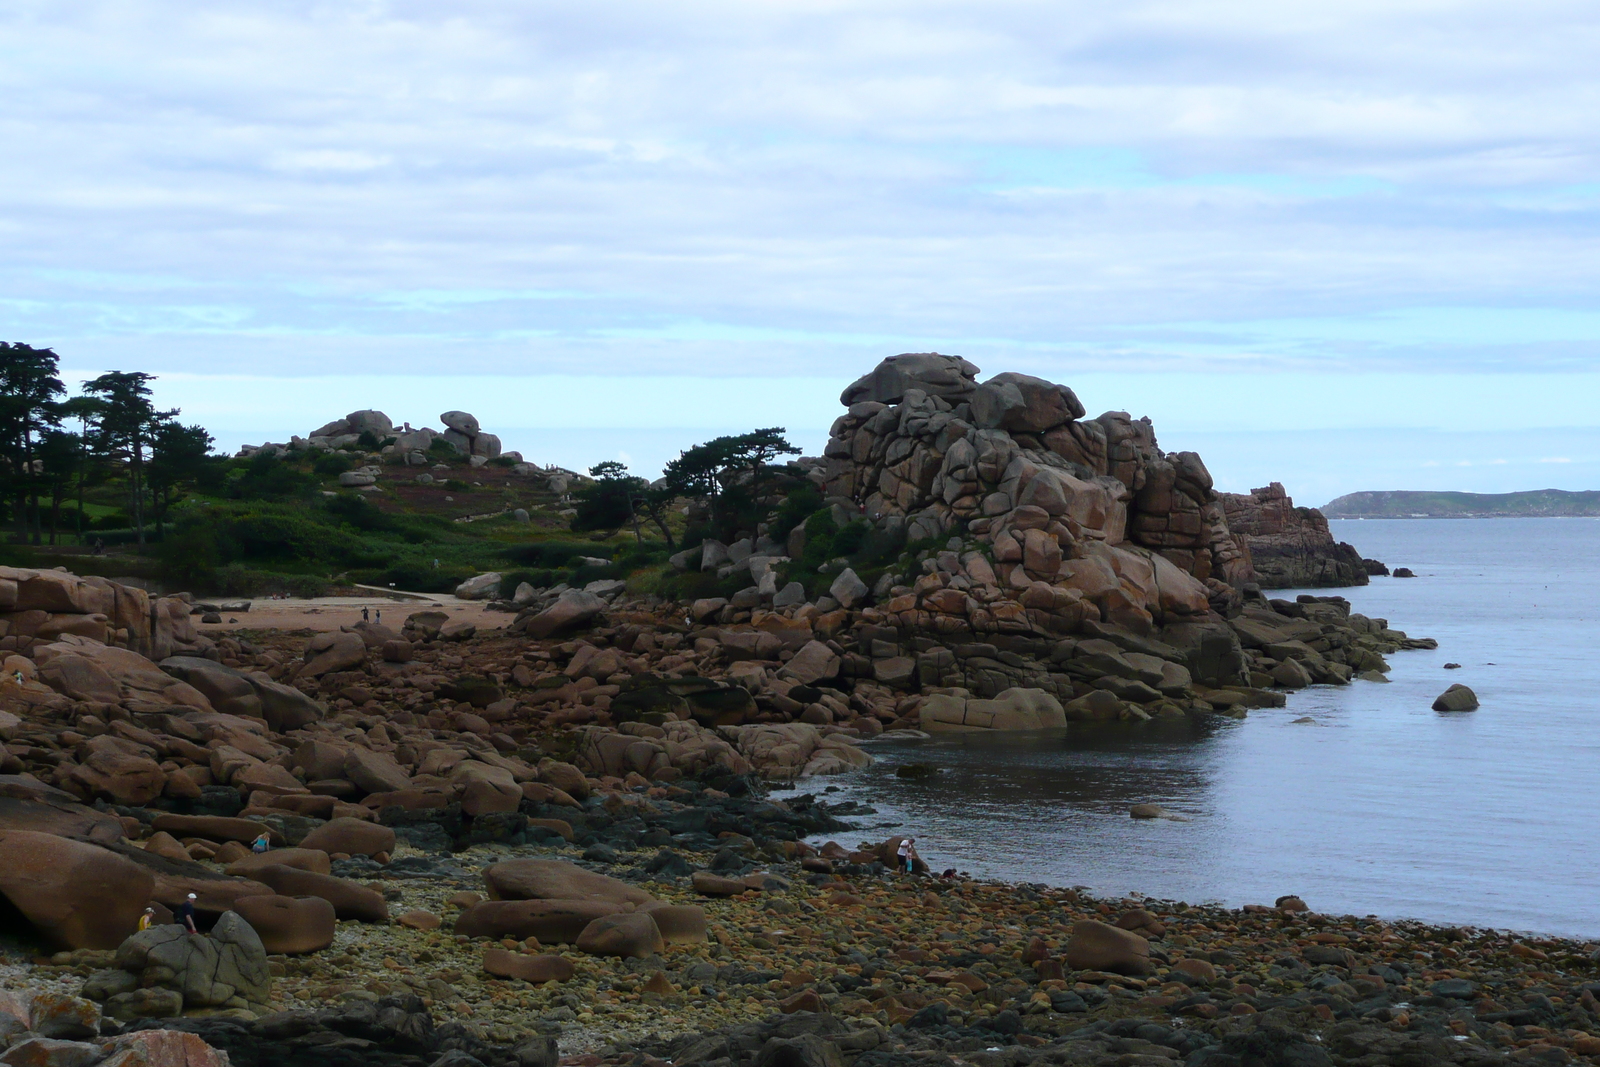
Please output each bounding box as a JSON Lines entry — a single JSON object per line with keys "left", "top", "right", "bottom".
{"left": 178, "top": 892, "right": 199, "bottom": 934}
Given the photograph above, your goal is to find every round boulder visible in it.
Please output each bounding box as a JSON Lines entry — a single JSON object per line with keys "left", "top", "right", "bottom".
{"left": 575, "top": 912, "right": 664, "bottom": 959}
{"left": 298, "top": 817, "right": 395, "bottom": 858}
{"left": 226, "top": 848, "right": 333, "bottom": 878}
{"left": 233, "top": 895, "right": 337, "bottom": 954}
{"left": 1432, "top": 684, "right": 1479, "bottom": 711}
{"left": 1063, "top": 919, "right": 1151, "bottom": 976}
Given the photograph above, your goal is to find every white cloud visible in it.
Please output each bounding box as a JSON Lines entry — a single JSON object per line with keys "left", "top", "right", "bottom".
{"left": 4, "top": 0, "right": 1600, "bottom": 403}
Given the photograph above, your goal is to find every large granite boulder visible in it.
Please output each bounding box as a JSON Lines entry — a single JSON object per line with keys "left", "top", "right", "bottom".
{"left": 483, "top": 859, "right": 654, "bottom": 906}
{"left": 0, "top": 778, "right": 127, "bottom": 844}
{"left": 299, "top": 631, "right": 367, "bottom": 678}
{"left": 839, "top": 353, "right": 981, "bottom": 406}
{"left": 920, "top": 687, "right": 1067, "bottom": 732}
{"left": 516, "top": 590, "right": 605, "bottom": 639}
{"left": 159, "top": 656, "right": 324, "bottom": 730}
{"left": 112, "top": 911, "right": 271, "bottom": 1009}
{"left": 247, "top": 865, "right": 388, "bottom": 922}
{"left": 970, "top": 372, "right": 1085, "bottom": 433}
{"left": 455, "top": 899, "right": 625, "bottom": 943}
{"left": 0, "top": 831, "right": 154, "bottom": 949}
{"left": 232, "top": 895, "right": 337, "bottom": 954}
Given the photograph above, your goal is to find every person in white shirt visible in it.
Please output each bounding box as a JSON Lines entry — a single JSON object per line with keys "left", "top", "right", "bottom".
{"left": 897, "top": 837, "right": 917, "bottom": 875}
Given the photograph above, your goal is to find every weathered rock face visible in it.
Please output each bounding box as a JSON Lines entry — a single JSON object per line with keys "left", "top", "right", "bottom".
{"left": 1219, "top": 483, "right": 1368, "bottom": 589}
{"left": 0, "top": 566, "right": 206, "bottom": 663}
{"left": 820, "top": 357, "right": 1364, "bottom": 612}
{"left": 111, "top": 911, "right": 271, "bottom": 1009}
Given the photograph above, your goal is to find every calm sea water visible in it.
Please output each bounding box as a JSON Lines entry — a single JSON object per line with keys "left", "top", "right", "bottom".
{"left": 777, "top": 518, "right": 1600, "bottom": 938}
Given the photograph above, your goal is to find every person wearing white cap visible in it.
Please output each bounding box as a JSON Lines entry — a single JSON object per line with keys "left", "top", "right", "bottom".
{"left": 179, "top": 893, "right": 199, "bottom": 934}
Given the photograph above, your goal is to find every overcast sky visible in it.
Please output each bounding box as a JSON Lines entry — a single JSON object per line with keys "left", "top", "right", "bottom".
{"left": 5, "top": 1, "right": 1600, "bottom": 503}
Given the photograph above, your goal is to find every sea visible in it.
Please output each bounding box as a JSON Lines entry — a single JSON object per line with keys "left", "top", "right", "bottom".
{"left": 776, "top": 517, "right": 1600, "bottom": 939}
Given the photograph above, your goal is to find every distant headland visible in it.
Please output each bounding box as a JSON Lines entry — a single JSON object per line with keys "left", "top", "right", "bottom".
{"left": 1324, "top": 488, "right": 1600, "bottom": 518}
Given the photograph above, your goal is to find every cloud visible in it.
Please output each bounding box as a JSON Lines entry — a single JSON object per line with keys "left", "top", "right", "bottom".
{"left": 3, "top": 0, "right": 1600, "bottom": 392}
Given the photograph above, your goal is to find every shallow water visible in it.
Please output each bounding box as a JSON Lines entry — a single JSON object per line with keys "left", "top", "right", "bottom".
{"left": 779, "top": 517, "right": 1600, "bottom": 938}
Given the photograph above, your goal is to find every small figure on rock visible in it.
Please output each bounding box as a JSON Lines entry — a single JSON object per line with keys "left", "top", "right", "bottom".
{"left": 139, "top": 907, "right": 156, "bottom": 931}
{"left": 92, "top": 537, "right": 105, "bottom": 555}
{"left": 362, "top": 606, "right": 370, "bottom": 622}
{"left": 375, "top": 609, "right": 382, "bottom": 624}
{"left": 179, "top": 892, "right": 199, "bottom": 934}
{"left": 252, "top": 831, "right": 271, "bottom": 854}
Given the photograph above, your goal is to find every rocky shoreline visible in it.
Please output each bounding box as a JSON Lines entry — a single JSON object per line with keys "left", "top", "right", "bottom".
{"left": 3, "top": 354, "right": 1586, "bottom": 1067}
{"left": 6, "top": 797, "right": 1600, "bottom": 1067}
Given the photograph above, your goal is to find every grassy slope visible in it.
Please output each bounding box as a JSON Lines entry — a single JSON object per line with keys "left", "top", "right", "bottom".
{"left": 1323, "top": 488, "right": 1600, "bottom": 518}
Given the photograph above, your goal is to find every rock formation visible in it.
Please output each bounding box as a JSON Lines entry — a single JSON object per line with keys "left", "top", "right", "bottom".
{"left": 1219, "top": 482, "right": 1369, "bottom": 588}
{"left": 236, "top": 408, "right": 521, "bottom": 465}
{"left": 819, "top": 354, "right": 1362, "bottom": 599}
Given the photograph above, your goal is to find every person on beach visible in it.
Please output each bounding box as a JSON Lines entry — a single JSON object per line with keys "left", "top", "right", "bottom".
{"left": 362, "top": 606, "right": 370, "bottom": 622}
{"left": 138, "top": 907, "right": 156, "bottom": 931}
{"left": 178, "top": 893, "right": 199, "bottom": 934}
{"left": 898, "top": 837, "right": 917, "bottom": 874}
{"left": 252, "top": 831, "right": 271, "bottom": 854}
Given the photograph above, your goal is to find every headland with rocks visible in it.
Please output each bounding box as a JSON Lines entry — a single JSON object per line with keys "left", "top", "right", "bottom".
{"left": 0, "top": 354, "right": 1583, "bottom": 1067}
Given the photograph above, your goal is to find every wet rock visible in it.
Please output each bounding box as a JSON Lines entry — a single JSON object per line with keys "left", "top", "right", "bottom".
{"left": 1432, "top": 683, "right": 1478, "bottom": 711}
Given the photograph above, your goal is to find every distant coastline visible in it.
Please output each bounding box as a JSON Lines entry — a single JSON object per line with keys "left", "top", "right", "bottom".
{"left": 1324, "top": 488, "right": 1600, "bottom": 518}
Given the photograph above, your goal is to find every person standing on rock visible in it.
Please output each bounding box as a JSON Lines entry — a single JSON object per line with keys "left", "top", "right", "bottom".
{"left": 898, "top": 837, "right": 918, "bottom": 875}
{"left": 179, "top": 893, "right": 199, "bottom": 934}
{"left": 362, "top": 606, "right": 370, "bottom": 622}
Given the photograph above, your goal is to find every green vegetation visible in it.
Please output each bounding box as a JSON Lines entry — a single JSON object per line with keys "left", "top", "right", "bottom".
{"left": 1323, "top": 489, "right": 1600, "bottom": 519}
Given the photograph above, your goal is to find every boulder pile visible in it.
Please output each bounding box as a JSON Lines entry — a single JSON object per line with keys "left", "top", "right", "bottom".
{"left": 237, "top": 408, "right": 518, "bottom": 464}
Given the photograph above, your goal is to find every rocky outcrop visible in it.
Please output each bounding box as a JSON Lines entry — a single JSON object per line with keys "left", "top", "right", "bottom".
{"left": 822, "top": 356, "right": 1251, "bottom": 605}
{"left": 0, "top": 566, "right": 209, "bottom": 664}
{"left": 112, "top": 911, "right": 271, "bottom": 1011}
{"left": 1219, "top": 482, "right": 1368, "bottom": 588}
{"left": 236, "top": 408, "right": 519, "bottom": 465}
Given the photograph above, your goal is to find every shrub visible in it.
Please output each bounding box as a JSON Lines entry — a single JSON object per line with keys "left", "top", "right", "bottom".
{"left": 769, "top": 485, "right": 822, "bottom": 539}
{"left": 312, "top": 452, "right": 353, "bottom": 476}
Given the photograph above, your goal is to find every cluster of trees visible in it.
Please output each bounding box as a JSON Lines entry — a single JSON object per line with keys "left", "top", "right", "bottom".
{"left": 0, "top": 342, "right": 215, "bottom": 547}
{"left": 572, "top": 427, "right": 802, "bottom": 547}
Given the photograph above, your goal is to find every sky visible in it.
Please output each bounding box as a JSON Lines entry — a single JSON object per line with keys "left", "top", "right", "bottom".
{"left": 5, "top": 1, "right": 1600, "bottom": 505}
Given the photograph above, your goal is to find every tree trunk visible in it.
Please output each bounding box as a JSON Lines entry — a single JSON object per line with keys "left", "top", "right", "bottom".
{"left": 131, "top": 439, "right": 146, "bottom": 546}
